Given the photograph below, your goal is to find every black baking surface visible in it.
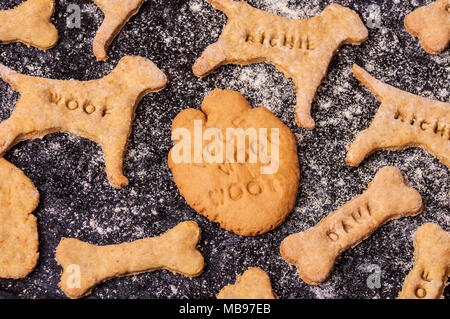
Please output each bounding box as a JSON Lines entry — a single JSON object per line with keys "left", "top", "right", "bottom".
{"left": 0, "top": 0, "right": 448, "bottom": 299}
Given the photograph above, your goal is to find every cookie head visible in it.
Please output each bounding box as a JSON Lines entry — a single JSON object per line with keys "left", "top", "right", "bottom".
{"left": 323, "top": 4, "right": 368, "bottom": 45}
{"left": 168, "top": 89, "right": 300, "bottom": 236}
{"left": 115, "top": 56, "right": 168, "bottom": 92}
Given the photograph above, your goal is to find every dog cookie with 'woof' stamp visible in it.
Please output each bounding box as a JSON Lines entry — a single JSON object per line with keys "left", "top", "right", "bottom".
{"left": 92, "top": 0, "right": 148, "bottom": 60}
{"left": 347, "top": 65, "right": 450, "bottom": 169}
{"left": 0, "top": 56, "right": 167, "bottom": 188}
{"left": 0, "top": 158, "right": 39, "bottom": 279}
{"left": 404, "top": 0, "right": 449, "bottom": 54}
{"left": 398, "top": 223, "right": 449, "bottom": 299}
{"left": 168, "top": 89, "right": 300, "bottom": 236}
{"left": 193, "top": 0, "right": 368, "bottom": 129}
{"left": 56, "top": 221, "right": 204, "bottom": 299}
{"left": 281, "top": 166, "right": 422, "bottom": 285}
{"left": 0, "top": 0, "right": 58, "bottom": 50}
{"left": 218, "top": 267, "right": 277, "bottom": 299}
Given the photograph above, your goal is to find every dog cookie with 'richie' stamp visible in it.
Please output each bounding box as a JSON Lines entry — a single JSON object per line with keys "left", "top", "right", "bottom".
{"left": 218, "top": 267, "right": 277, "bottom": 299}
{"left": 0, "top": 0, "right": 58, "bottom": 50}
{"left": 398, "top": 223, "right": 449, "bottom": 299}
{"left": 168, "top": 89, "right": 300, "bottom": 236}
{"left": 56, "top": 221, "right": 205, "bottom": 299}
{"left": 0, "top": 56, "right": 167, "bottom": 188}
{"left": 193, "top": 0, "right": 368, "bottom": 129}
{"left": 91, "top": 0, "right": 148, "bottom": 60}
{"left": 0, "top": 158, "right": 39, "bottom": 279}
{"left": 280, "top": 166, "right": 422, "bottom": 285}
{"left": 404, "top": 0, "right": 449, "bottom": 54}
{"left": 346, "top": 64, "right": 450, "bottom": 169}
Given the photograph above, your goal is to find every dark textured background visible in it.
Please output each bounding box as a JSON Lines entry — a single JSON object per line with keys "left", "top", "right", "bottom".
{"left": 0, "top": 0, "right": 448, "bottom": 299}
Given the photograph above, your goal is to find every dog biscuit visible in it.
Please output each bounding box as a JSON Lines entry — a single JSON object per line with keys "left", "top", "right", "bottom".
{"left": 218, "top": 267, "right": 277, "bottom": 299}
{"left": 280, "top": 166, "right": 422, "bottom": 285}
{"left": 0, "top": 0, "right": 58, "bottom": 50}
{"left": 0, "top": 56, "right": 167, "bottom": 188}
{"left": 92, "top": 0, "right": 148, "bottom": 60}
{"left": 168, "top": 89, "right": 300, "bottom": 236}
{"left": 404, "top": 0, "right": 449, "bottom": 54}
{"left": 398, "top": 223, "right": 449, "bottom": 299}
{"left": 347, "top": 64, "right": 450, "bottom": 169}
{"left": 0, "top": 158, "right": 39, "bottom": 279}
{"left": 56, "top": 221, "right": 205, "bottom": 299}
{"left": 193, "top": 0, "right": 368, "bottom": 129}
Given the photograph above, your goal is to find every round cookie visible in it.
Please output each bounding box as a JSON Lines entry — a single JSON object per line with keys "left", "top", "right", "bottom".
{"left": 168, "top": 89, "right": 300, "bottom": 236}
{"left": 0, "top": 158, "right": 39, "bottom": 278}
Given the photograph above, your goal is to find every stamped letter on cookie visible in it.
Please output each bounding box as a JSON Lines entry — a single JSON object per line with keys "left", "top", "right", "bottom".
{"left": 0, "top": 56, "right": 167, "bottom": 188}
{"left": 168, "top": 89, "right": 300, "bottom": 236}
{"left": 398, "top": 223, "right": 449, "bottom": 299}
{"left": 0, "top": 158, "right": 40, "bottom": 279}
{"left": 193, "top": 0, "right": 368, "bottom": 129}
{"left": 218, "top": 267, "right": 277, "bottom": 299}
{"left": 404, "top": 0, "right": 449, "bottom": 54}
{"left": 56, "top": 221, "right": 205, "bottom": 299}
{"left": 0, "top": 0, "right": 58, "bottom": 50}
{"left": 280, "top": 166, "right": 422, "bottom": 285}
{"left": 346, "top": 65, "right": 450, "bottom": 169}
{"left": 91, "top": 0, "right": 148, "bottom": 60}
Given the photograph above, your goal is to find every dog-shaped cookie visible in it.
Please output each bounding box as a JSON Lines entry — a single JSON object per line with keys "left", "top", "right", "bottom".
{"left": 193, "top": 0, "right": 368, "bottom": 129}
{"left": 0, "top": 56, "right": 167, "bottom": 187}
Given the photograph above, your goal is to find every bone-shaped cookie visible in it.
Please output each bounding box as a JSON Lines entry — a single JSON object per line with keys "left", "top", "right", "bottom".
{"left": 347, "top": 65, "right": 450, "bottom": 169}
{"left": 0, "top": 56, "right": 167, "bottom": 188}
{"left": 398, "top": 223, "right": 449, "bottom": 299}
{"left": 217, "top": 267, "right": 277, "bottom": 299}
{"left": 280, "top": 166, "right": 422, "bottom": 285}
{"left": 0, "top": 158, "right": 39, "bottom": 279}
{"left": 404, "top": 0, "right": 449, "bottom": 54}
{"left": 193, "top": 0, "right": 368, "bottom": 129}
{"left": 92, "top": 0, "right": 148, "bottom": 60}
{"left": 56, "top": 221, "right": 205, "bottom": 299}
{"left": 0, "top": 0, "right": 58, "bottom": 50}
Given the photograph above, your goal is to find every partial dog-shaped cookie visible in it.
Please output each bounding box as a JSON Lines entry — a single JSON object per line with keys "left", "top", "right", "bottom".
{"left": 404, "top": 0, "right": 449, "bottom": 54}
{"left": 0, "top": 158, "right": 39, "bottom": 279}
{"left": 398, "top": 223, "right": 449, "bottom": 299}
{"left": 92, "top": 0, "right": 148, "bottom": 60}
{"left": 218, "top": 267, "right": 277, "bottom": 299}
{"left": 0, "top": 0, "right": 58, "bottom": 50}
{"left": 168, "top": 89, "right": 300, "bottom": 236}
{"left": 0, "top": 56, "right": 167, "bottom": 188}
{"left": 193, "top": 0, "right": 368, "bottom": 129}
{"left": 56, "top": 221, "right": 204, "bottom": 299}
{"left": 281, "top": 166, "right": 422, "bottom": 285}
{"left": 347, "top": 65, "right": 450, "bottom": 169}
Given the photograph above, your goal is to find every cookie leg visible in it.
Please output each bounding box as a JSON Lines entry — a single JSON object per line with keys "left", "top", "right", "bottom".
{"left": 193, "top": 40, "right": 230, "bottom": 77}
{"left": 0, "top": 118, "right": 21, "bottom": 156}
{"left": 101, "top": 135, "right": 129, "bottom": 188}
{"left": 346, "top": 128, "right": 382, "bottom": 166}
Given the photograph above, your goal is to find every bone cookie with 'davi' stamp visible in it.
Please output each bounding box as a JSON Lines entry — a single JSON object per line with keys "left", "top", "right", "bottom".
{"left": 168, "top": 89, "right": 300, "bottom": 236}
{"left": 56, "top": 221, "right": 205, "bottom": 299}
{"left": 0, "top": 0, "right": 58, "bottom": 50}
{"left": 404, "top": 0, "right": 449, "bottom": 54}
{"left": 91, "top": 0, "right": 148, "bottom": 60}
{"left": 218, "top": 267, "right": 277, "bottom": 299}
{"left": 0, "top": 158, "right": 40, "bottom": 279}
{"left": 0, "top": 56, "right": 167, "bottom": 188}
{"left": 346, "top": 65, "right": 450, "bottom": 169}
{"left": 398, "top": 223, "right": 449, "bottom": 299}
{"left": 280, "top": 166, "right": 422, "bottom": 285}
{"left": 193, "top": 0, "right": 368, "bottom": 129}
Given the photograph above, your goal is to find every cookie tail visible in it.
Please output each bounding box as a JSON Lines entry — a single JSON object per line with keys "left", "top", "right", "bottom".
{"left": 193, "top": 40, "right": 228, "bottom": 77}
{"left": 0, "top": 63, "right": 25, "bottom": 92}
{"left": 207, "top": 0, "right": 239, "bottom": 17}
{"left": 352, "top": 64, "right": 397, "bottom": 103}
